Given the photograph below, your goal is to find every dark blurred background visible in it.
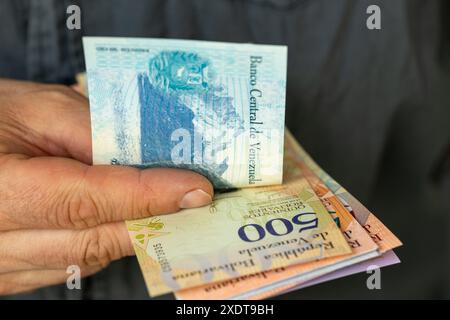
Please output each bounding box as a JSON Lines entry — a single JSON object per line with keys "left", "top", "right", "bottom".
{"left": 0, "top": 0, "right": 449, "bottom": 299}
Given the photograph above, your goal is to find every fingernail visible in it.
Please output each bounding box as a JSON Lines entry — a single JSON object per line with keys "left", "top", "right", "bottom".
{"left": 180, "top": 189, "right": 212, "bottom": 209}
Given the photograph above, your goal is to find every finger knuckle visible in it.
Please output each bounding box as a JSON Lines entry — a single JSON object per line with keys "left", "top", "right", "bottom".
{"left": 64, "top": 188, "right": 103, "bottom": 229}
{"left": 29, "top": 86, "right": 75, "bottom": 109}
{"left": 75, "top": 228, "right": 116, "bottom": 268}
{"left": 54, "top": 172, "right": 104, "bottom": 229}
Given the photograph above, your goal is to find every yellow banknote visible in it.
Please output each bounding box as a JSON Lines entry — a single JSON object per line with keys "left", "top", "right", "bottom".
{"left": 286, "top": 130, "right": 402, "bottom": 253}
{"left": 127, "top": 143, "right": 351, "bottom": 297}
{"left": 240, "top": 131, "right": 403, "bottom": 300}
{"left": 175, "top": 136, "right": 379, "bottom": 300}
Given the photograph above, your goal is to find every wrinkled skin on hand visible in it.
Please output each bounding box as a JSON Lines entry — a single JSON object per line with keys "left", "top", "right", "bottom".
{"left": 0, "top": 79, "right": 213, "bottom": 295}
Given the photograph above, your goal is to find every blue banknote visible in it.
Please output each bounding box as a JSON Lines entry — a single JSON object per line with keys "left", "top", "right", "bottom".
{"left": 83, "top": 37, "right": 287, "bottom": 188}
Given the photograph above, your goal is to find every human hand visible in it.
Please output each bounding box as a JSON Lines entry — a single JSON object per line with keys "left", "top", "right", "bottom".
{"left": 0, "top": 79, "right": 213, "bottom": 295}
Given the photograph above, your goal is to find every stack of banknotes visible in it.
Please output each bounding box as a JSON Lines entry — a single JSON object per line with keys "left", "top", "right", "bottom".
{"left": 82, "top": 37, "right": 402, "bottom": 299}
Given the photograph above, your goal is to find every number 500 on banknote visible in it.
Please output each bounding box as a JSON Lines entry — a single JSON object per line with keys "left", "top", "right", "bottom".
{"left": 83, "top": 37, "right": 287, "bottom": 188}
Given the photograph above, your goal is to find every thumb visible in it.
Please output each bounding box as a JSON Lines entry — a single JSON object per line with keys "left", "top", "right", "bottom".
{"left": 0, "top": 155, "right": 214, "bottom": 231}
